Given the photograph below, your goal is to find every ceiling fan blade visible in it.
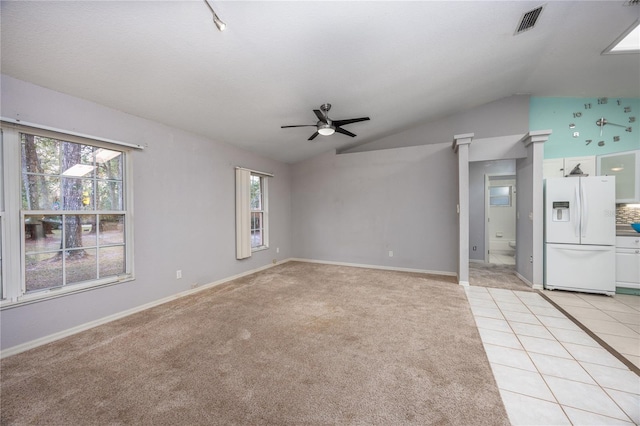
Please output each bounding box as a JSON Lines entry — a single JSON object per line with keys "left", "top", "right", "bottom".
{"left": 308, "top": 132, "right": 320, "bottom": 141}
{"left": 281, "top": 125, "right": 317, "bottom": 128}
{"left": 334, "top": 127, "right": 356, "bottom": 138}
{"left": 313, "top": 110, "right": 327, "bottom": 123}
{"left": 332, "top": 117, "right": 370, "bottom": 127}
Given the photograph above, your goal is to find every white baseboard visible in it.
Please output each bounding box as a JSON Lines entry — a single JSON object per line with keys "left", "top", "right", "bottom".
{"left": 515, "top": 272, "right": 542, "bottom": 290}
{"left": 290, "top": 258, "right": 457, "bottom": 278}
{"left": 1, "top": 259, "right": 293, "bottom": 359}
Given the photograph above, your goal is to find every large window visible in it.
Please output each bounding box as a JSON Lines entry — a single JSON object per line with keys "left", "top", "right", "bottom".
{"left": 0, "top": 124, "right": 134, "bottom": 304}
{"left": 21, "top": 133, "right": 128, "bottom": 294}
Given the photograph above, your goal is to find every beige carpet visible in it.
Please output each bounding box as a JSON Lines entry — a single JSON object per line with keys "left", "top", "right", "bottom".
{"left": 469, "top": 262, "right": 534, "bottom": 292}
{"left": 1, "top": 262, "right": 509, "bottom": 425}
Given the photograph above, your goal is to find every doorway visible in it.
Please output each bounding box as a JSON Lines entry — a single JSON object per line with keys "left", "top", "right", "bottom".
{"left": 485, "top": 174, "right": 517, "bottom": 265}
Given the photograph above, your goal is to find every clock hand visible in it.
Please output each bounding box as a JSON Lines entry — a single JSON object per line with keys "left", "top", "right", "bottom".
{"left": 599, "top": 117, "right": 604, "bottom": 137}
{"left": 605, "top": 122, "right": 627, "bottom": 128}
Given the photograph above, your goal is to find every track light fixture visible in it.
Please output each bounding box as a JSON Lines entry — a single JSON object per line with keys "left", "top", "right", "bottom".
{"left": 203, "top": 0, "right": 226, "bottom": 32}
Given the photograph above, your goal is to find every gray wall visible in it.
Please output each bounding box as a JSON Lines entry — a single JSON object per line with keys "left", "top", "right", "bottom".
{"left": 0, "top": 75, "right": 292, "bottom": 350}
{"left": 291, "top": 143, "right": 458, "bottom": 274}
{"left": 342, "top": 95, "right": 529, "bottom": 154}
{"left": 469, "top": 160, "right": 516, "bottom": 261}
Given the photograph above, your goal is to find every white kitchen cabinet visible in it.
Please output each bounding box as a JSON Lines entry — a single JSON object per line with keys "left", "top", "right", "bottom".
{"left": 543, "top": 156, "right": 596, "bottom": 179}
{"left": 616, "top": 236, "right": 640, "bottom": 289}
{"left": 597, "top": 150, "right": 640, "bottom": 203}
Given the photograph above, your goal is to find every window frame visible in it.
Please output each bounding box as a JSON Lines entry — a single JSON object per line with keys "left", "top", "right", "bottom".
{"left": 0, "top": 124, "right": 135, "bottom": 307}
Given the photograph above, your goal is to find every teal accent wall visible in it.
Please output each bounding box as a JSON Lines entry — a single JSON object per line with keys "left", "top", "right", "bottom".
{"left": 531, "top": 97, "right": 640, "bottom": 159}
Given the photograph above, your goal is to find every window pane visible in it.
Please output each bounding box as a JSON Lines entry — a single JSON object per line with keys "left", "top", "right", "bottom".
{"left": 96, "top": 150, "right": 123, "bottom": 180}
{"left": 97, "top": 181, "right": 123, "bottom": 210}
{"left": 25, "top": 252, "right": 63, "bottom": 293}
{"left": 99, "top": 215, "right": 124, "bottom": 245}
{"left": 251, "top": 212, "right": 263, "bottom": 248}
{"left": 250, "top": 175, "right": 262, "bottom": 210}
{"left": 24, "top": 215, "right": 62, "bottom": 253}
{"left": 99, "top": 246, "right": 125, "bottom": 277}
{"left": 66, "top": 248, "right": 97, "bottom": 285}
{"left": 61, "top": 178, "right": 94, "bottom": 210}
{"left": 22, "top": 134, "right": 60, "bottom": 175}
{"left": 22, "top": 175, "right": 60, "bottom": 210}
{"left": 489, "top": 186, "right": 510, "bottom": 197}
{"left": 79, "top": 215, "right": 97, "bottom": 247}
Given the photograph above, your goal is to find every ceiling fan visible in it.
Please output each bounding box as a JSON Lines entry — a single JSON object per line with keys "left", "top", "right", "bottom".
{"left": 281, "top": 104, "right": 370, "bottom": 141}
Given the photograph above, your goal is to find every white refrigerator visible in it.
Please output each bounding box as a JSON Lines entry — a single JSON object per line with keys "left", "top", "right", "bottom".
{"left": 544, "top": 176, "right": 616, "bottom": 296}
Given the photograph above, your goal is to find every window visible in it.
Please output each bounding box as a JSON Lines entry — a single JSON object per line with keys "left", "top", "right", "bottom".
{"left": 489, "top": 185, "right": 512, "bottom": 207}
{"left": 20, "top": 133, "right": 128, "bottom": 294}
{"left": 250, "top": 174, "right": 266, "bottom": 249}
{"left": 0, "top": 123, "right": 134, "bottom": 304}
{"left": 235, "top": 168, "right": 270, "bottom": 259}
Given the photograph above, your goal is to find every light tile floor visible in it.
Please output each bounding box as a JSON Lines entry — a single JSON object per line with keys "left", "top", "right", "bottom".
{"left": 542, "top": 290, "right": 640, "bottom": 371}
{"left": 465, "top": 286, "right": 640, "bottom": 425}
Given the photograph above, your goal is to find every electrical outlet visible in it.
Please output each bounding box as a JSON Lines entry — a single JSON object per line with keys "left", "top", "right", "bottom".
{"left": 276, "top": 247, "right": 280, "bottom": 254}
{"left": 176, "top": 270, "right": 182, "bottom": 279}
{"left": 388, "top": 250, "right": 394, "bottom": 257}
{"left": 272, "top": 259, "right": 277, "bottom": 264}
{"left": 529, "top": 256, "right": 533, "bottom": 263}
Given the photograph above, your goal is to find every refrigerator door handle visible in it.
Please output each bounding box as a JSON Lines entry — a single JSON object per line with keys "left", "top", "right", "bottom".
{"left": 574, "top": 184, "right": 581, "bottom": 237}
{"left": 581, "top": 181, "right": 588, "bottom": 238}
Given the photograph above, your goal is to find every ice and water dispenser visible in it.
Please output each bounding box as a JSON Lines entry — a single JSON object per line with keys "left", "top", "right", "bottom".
{"left": 552, "top": 201, "right": 570, "bottom": 222}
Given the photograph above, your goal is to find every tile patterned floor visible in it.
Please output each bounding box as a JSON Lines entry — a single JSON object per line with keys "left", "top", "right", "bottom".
{"left": 543, "top": 291, "right": 640, "bottom": 371}
{"left": 465, "top": 286, "right": 640, "bottom": 425}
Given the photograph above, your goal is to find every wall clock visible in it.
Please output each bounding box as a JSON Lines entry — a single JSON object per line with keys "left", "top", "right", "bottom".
{"left": 568, "top": 97, "right": 637, "bottom": 148}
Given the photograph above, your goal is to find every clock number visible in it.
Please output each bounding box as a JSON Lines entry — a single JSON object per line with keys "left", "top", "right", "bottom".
{"left": 597, "top": 97, "right": 608, "bottom": 105}
{"left": 573, "top": 112, "right": 582, "bottom": 118}
{"left": 585, "top": 140, "right": 592, "bottom": 145}
{"left": 629, "top": 117, "right": 636, "bottom": 123}
{"left": 598, "top": 141, "right": 605, "bottom": 147}
{"left": 613, "top": 136, "right": 620, "bottom": 142}
{"left": 626, "top": 127, "right": 632, "bottom": 132}
{"left": 584, "top": 103, "right": 592, "bottom": 109}
{"left": 624, "top": 107, "right": 631, "bottom": 113}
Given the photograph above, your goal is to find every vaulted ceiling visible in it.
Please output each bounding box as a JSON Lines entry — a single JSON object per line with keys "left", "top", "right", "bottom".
{"left": 1, "top": 1, "right": 638, "bottom": 163}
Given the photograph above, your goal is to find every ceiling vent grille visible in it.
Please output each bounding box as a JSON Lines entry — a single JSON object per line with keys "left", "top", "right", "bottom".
{"left": 515, "top": 5, "right": 544, "bottom": 34}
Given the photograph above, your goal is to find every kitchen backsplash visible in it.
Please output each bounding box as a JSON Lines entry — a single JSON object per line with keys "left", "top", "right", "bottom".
{"left": 616, "top": 204, "right": 640, "bottom": 224}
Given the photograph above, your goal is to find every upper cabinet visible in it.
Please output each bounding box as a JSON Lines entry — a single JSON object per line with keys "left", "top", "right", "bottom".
{"left": 597, "top": 150, "right": 640, "bottom": 203}
{"left": 543, "top": 156, "right": 596, "bottom": 179}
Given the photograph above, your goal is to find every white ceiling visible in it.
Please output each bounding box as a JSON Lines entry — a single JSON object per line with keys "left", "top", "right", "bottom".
{"left": 1, "top": 1, "right": 639, "bottom": 163}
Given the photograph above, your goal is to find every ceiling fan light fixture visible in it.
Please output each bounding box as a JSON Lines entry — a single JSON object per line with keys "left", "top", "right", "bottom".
{"left": 317, "top": 123, "right": 335, "bottom": 136}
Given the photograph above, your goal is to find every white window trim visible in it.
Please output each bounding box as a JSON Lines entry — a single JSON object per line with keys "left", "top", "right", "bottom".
{"left": 251, "top": 173, "right": 269, "bottom": 252}
{"left": 0, "top": 125, "right": 136, "bottom": 309}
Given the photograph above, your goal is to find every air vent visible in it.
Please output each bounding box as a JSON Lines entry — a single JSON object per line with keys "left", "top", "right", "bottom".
{"left": 515, "top": 5, "right": 544, "bottom": 34}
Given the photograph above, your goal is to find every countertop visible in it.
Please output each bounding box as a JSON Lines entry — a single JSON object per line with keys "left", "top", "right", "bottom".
{"left": 616, "top": 225, "right": 640, "bottom": 237}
